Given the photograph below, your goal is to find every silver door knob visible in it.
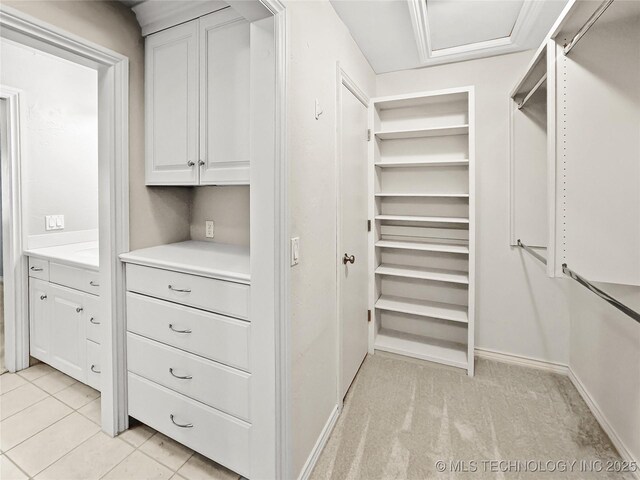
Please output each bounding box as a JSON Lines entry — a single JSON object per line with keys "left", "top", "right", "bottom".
{"left": 187, "top": 161, "right": 195, "bottom": 167}
{"left": 343, "top": 253, "right": 355, "bottom": 265}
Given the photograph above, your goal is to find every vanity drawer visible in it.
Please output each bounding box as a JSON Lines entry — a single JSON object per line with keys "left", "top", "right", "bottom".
{"left": 85, "top": 295, "right": 102, "bottom": 344}
{"left": 28, "top": 257, "right": 49, "bottom": 281}
{"left": 128, "top": 372, "right": 250, "bottom": 477}
{"left": 127, "top": 333, "right": 250, "bottom": 421}
{"left": 50, "top": 263, "right": 100, "bottom": 296}
{"left": 125, "top": 264, "right": 249, "bottom": 320}
{"left": 86, "top": 340, "right": 101, "bottom": 391}
{"left": 126, "top": 292, "right": 250, "bottom": 371}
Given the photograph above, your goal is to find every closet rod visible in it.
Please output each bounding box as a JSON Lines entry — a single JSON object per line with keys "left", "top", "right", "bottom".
{"left": 517, "top": 73, "right": 547, "bottom": 110}
{"left": 517, "top": 239, "right": 547, "bottom": 265}
{"left": 562, "top": 264, "right": 640, "bottom": 324}
{"left": 563, "top": 0, "right": 614, "bottom": 55}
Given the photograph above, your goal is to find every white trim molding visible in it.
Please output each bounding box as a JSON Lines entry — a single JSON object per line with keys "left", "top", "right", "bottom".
{"left": 0, "top": 5, "right": 130, "bottom": 437}
{"left": 0, "top": 85, "right": 28, "bottom": 373}
{"left": 406, "top": 0, "right": 555, "bottom": 68}
{"left": 474, "top": 347, "right": 568, "bottom": 375}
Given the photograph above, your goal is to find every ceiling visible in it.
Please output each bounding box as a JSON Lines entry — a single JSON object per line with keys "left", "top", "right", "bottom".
{"left": 330, "top": 0, "right": 569, "bottom": 73}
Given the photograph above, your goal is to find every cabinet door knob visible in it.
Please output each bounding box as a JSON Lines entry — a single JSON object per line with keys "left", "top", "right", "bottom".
{"left": 187, "top": 161, "right": 195, "bottom": 167}
{"left": 76, "top": 307, "right": 84, "bottom": 313}
{"left": 40, "top": 294, "right": 47, "bottom": 300}
{"left": 170, "top": 414, "right": 193, "bottom": 428}
{"left": 198, "top": 160, "right": 205, "bottom": 166}
{"left": 343, "top": 253, "right": 355, "bottom": 265}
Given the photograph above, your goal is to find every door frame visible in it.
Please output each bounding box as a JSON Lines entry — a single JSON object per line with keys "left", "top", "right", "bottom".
{"left": 0, "top": 86, "right": 28, "bottom": 374}
{"left": 0, "top": 6, "right": 130, "bottom": 437}
{"left": 335, "top": 64, "right": 369, "bottom": 408}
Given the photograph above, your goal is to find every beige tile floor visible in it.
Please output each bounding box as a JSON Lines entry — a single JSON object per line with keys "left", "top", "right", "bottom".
{"left": 0, "top": 364, "right": 241, "bottom": 480}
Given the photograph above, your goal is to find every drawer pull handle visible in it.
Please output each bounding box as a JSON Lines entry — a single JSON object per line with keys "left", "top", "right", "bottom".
{"left": 170, "top": 414, "right": 193, "bottom": 428}
{"left": 91, "top": 364, "right": 101, "bottom": 374}
{"left": 30, "top": 266, "right": 44, "bottom": 272}
{"left": 40, "top": 294, "right": 48, "bottom": 300}
{"left": 169, "top": 324, "right": 192, "bottom": 334}
{"left": 76, "top": 307, "right": 84, "bottom": 313}
{"left": 168, "top": 285, "right": 191, "bottom": 293}
{"left": 89, "top": 281, "right": 100, "bottom": 287}
{"left": 89, "top": 317, "right": 100, "bottom": 325}
{"left": 169, "top": 368, "right": 192, "bottom": 380}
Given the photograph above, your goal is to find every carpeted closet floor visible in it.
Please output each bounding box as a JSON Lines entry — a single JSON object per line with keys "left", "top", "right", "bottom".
{"left": 311, "top": 353, "right": 632, "bottom": 480}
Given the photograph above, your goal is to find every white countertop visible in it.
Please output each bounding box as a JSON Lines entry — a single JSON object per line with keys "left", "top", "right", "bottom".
{"left": 25, "top": 241, "right": 99, "bottom": 271}
{"left": 119, "top": 241, "right": 250, "bottom": 284}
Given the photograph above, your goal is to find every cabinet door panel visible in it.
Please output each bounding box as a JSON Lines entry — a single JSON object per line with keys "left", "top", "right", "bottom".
{"left": 29, "top": 278, "right": 51, "bottom": 362}
{"left": 49, "top": 284, "right": 86, "bottom": 381}
{"left": 199, "top": 11, "right": 250, "bottom": 185}
{"left": 146, "top": 20, "right": 199, "bottom": 185}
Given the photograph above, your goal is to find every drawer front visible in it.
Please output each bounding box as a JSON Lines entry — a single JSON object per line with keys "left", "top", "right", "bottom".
{"left": 126, "top": 264, "right": 249, "bottom": 320}
{"left": 50, "top": 263, "right": 100, "bottom": 296}
{"left": 85, "top": 295, "right": 102, "bottom": 344}
{"left": 86, "top": 340, "right": 101, "bottom": 391}
{"left": 126, "top": 292, "right": 250, "bottom": 371}
{"left": 127, "top": 333, "right": 250, "bottom": 421}
{"left": 28, "top": 257, "right": 49, "bottom": 281}
{"left": 128, "top": 373, "right": 250, "bottom": 477}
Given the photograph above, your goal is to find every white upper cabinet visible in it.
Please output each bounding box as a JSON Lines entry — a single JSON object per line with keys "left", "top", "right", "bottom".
{"left": 145, "top": 10, "right": 250, "bottom": 186}
{"left": 200, "top": 11, "right": 250, "bottom": 185}
{"left": 145, "top": 20, "right": 199, "bottom": 185}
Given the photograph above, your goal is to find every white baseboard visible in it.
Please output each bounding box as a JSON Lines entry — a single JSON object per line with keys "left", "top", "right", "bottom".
{"left": 297, "top": 405, "right": 340, "bottom": 480}
{"left": 474, "top": 347, "right": 569, "bottom": 375}
{"left": 568, "top": 368, "right": 639, "bottom": 478}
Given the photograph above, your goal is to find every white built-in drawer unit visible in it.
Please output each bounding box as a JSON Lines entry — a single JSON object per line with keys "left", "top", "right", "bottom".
{"left": 127, "top": 333, "right": 250, "bottom": 421}
{"left": 126, "top": 264, "right": 249, "bottom": 320}
{"left": 128, "top": 373, "right": 250, "bottom": 477}
{"left": 120, "top": 240, "right": 251, "bottom": 476}
{"left": 126, "top": 292, "right": 250, "bottom": 371}
{"left": 50, "top": 263, "right": 101, "bottom": 296}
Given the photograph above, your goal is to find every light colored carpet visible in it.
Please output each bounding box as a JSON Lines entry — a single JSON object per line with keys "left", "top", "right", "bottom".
{"left": 311, "top": 352, "right": 631, "bottom": 480}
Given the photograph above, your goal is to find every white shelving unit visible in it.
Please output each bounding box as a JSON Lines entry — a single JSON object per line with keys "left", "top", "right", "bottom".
{"left": 368, "top": 87, "right": 475, "bottom": 375}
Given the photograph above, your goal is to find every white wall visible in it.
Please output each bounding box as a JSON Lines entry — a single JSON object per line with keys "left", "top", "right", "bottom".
{"left": 190, "top": 186, "right": 249, "bottom": 246}
{"left": 285, "top": 1, "right": 376, "bottom": 477}
{"left": 569, "top": 282, "right": 640, "bottom": 462}
{"left": 377, "top": 51, "right": 571, "bottom": 364}
{"left": 1, "top": 40, "right": 98, "bottom": 238}
{"left": 5, "top": 0, "right": 192, "bottom": 250}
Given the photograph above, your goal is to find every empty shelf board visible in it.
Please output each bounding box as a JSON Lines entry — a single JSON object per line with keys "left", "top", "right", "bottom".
{"left": 376, "top": 215, "right": 469, "bottom": 224}
{"left": 375, "top": 159, "right": 469, "bottom": 168}
{"left": 375, "top": 295, "right": 468, "bottom": 323}
{"left": 375, "top": 240, "right": 469, "bottom": 254}
{"left": 375, "top": 125, "right": 469, "bottom": 140}
{"left": 375, "top": 328, "right": 468, "bottom": 369}
{"left": 376, "top": 264, "right": 469, "bottom": 284}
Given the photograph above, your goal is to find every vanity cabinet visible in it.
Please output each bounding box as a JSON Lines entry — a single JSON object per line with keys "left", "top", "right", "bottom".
{"left": 145, "top": 9, "right": 250, "bottom": 186}
{"left": 27, "top": 256, "right": 102, "bottom": 390}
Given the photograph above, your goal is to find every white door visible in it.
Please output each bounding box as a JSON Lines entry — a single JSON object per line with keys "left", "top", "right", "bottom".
{"left": 199, "top": 10, "right": 250, "bottom": 185}
{"left": 145, "top": 20, "right": 199, "bottom": 185}
{"left": 49, "top": 284, "right": 86, "bottom": 380}
{"left": 29, "top": 278, "right": 51, "bottom": 362}
{"left": 339, "top": 83, "right": 369, "bottom": 398}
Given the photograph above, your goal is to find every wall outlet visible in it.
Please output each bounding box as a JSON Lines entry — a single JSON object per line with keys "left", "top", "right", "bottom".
{"left": 290, "top": 237, "right": 300, "bottom": 266}
{"left": 205, "top": 220, "right": 215, "bottom": 238}
{"left": 45, "top": 215, "right": 64, "bottom": 231}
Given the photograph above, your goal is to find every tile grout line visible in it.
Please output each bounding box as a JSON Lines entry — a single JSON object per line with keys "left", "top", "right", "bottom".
{"left": 1, "top": 451, "right": 33, "bottom": 480}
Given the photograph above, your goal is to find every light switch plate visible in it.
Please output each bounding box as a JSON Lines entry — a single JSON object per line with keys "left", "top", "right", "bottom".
{"left": 290, "top": 237, "right": 300, "bottom": 266}
{"left": 45, "top": 215, "right": 64, "bottom": 231}
{"left": 205, "top": 220, "right": 215, "bottom": 238}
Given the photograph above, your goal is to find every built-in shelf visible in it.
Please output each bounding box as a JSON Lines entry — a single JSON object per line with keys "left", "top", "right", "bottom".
{"left": 374, "top": 329, "right": 468, "bottom": 369}
{"left": 375, "top": 240, "right": 469, "bottom": 254}
{"left": 375, "top": 294, "right": 468, "bottom": 323}
{"left": 375, "top": 193, "right": 469, "bottom": 198}
{"left": 375, "top": 159, "right": 469, "bottom": 168}
{"left": 376, "top": 264, "right": 469, "bottom": 284}
{"left": 376, "top": 214, "right": 469, "bottom": 224}
{"left": 375, "top": 125, "right": 469, "bottom": 141}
